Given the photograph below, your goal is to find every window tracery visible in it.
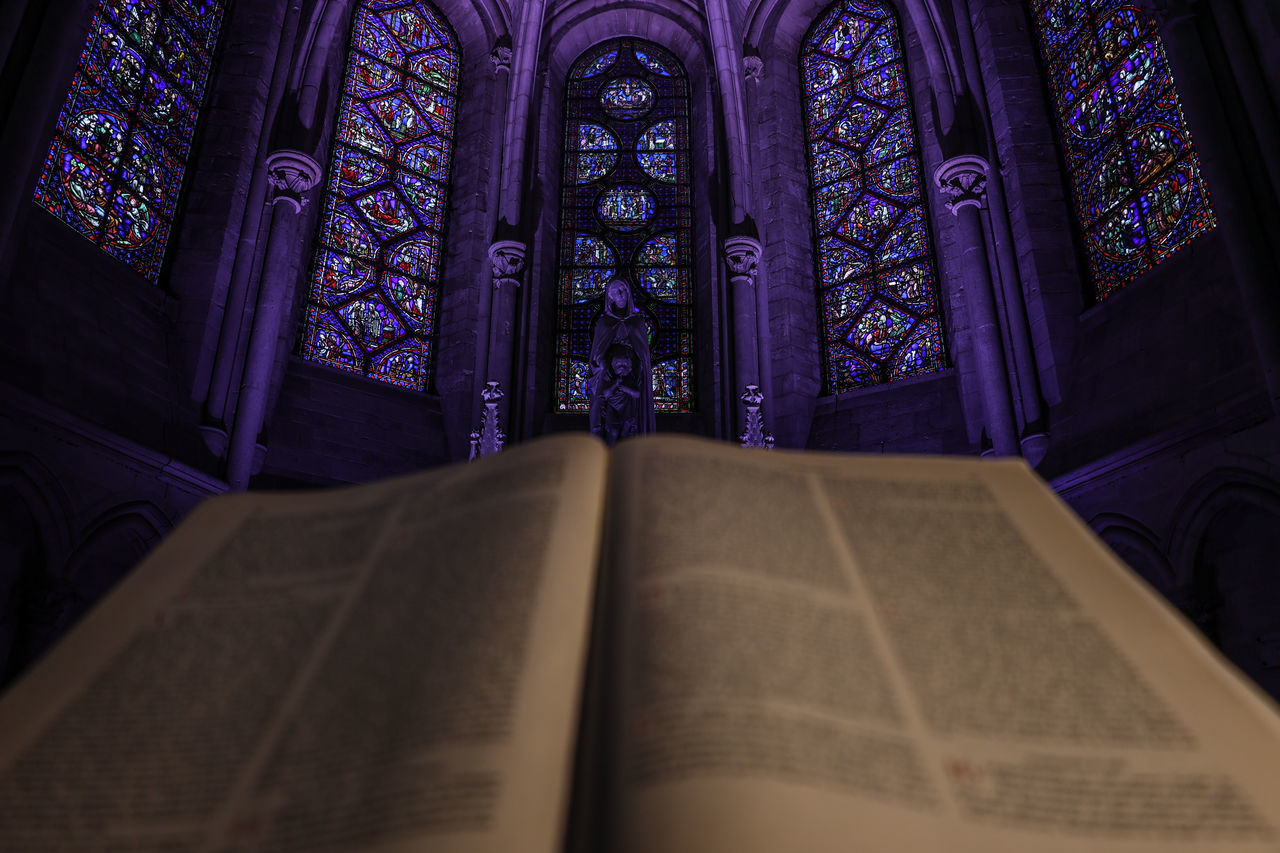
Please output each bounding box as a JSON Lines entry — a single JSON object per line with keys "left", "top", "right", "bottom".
{"left": 299, "top": 0, "right": 459, "bottom": 391}
{"left": 33, "top": 0, "right": 226, "bottom": 281}
{"left": 1028, "top": 0, "right": 1215, "bottom": 299}
{"left": 555, "top": 39, "right": 694, "bottom": 413}
{"left": 801, "top": 0, "right": 947, "bottom": 394}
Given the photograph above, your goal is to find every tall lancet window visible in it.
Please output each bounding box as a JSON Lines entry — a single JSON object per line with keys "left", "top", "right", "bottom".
{"left": 299, "top": 0, "right": 459, "bottom": 391}
{"left": 32, "top": 0, "right": 226, "bottom": 281}
{"left": 1028, "top": 0, "right": 1215, "bottom": 300}
{"left": 555, "top": 39, "right": 695, "bottom": 413}
{"left": 801, "top": 0, "right": 946, "bottom": 395}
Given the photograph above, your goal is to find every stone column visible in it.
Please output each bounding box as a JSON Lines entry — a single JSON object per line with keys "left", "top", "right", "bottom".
{"left": 479, "top": 0, "right": 545, "bottom": 450}
{"left": 1137, "top": 0, "right": 1280, "bottom": 414}
{"left": 982, "top": 175, "right": 1048, "bottom": 463}
{"left": 225, "top": 150, "right": 321, "bottom": 490}
{"left": 474, "top": 239, "right": 525, "bottom": 449}
{"left": 935, "top": 155, "right": 1019, "bottom": 457}
{"left": 202, "top": 3, "right": 305, "bottom": 422}
{"left": 724, "top": 235, "right": 771, "bottom": 441}
{"left": 472, "top": 37, "right": 513, "bottom": 437}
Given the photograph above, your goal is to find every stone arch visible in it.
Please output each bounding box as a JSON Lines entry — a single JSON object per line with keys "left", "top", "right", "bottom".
{"left": 1090, "top": 511, "right": 1175, "bottom": 596}
{"left": 532, "top": 8, "right": 724, "bottom": 435}
{"left": 1167, "top": 467, "right": 1280, "bottom": 700}
{"left": 0, "top": 454, "right": 75, "bottom": 684}
{"left": 59, "top": 501, "right": 173, "bottom": 633}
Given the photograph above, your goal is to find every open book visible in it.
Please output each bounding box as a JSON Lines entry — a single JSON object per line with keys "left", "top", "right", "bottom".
{"left": 1, "top": 434, "right": 1278, "bottom": 852}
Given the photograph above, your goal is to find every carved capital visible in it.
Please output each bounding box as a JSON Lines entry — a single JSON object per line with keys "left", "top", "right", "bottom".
{"left": 488, "top": 239, "right": 526, "bottom": 288}
{"left": 723, "top": 235, "right": 763, "bottom": 286}
{"left": 265, "top": 149, "right": 322, "bottom": 213}
{"left": 743, "top": 54, "right": 764, "bottom": 84}
{"left": 491, "top": 45, "right": 512, "bottom": 76}
{"left": 934, "top": 155, "right": 990, "bottom": 214}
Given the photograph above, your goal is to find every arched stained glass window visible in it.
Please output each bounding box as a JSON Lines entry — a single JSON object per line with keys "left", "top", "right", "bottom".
{"left": 555, "top": 39, "right": 694, "bottom": 413}
{"left": 299, "top": 0, "right": 459, "bottom": 391}
{"left": 32, "top": 0, "right": 226, "bottom": 281}
{"left": 1028, "top": 0, "right": 1215, "bottom": 300}
{"left": 801, "top": 0, "right": 947, "bottom": 395}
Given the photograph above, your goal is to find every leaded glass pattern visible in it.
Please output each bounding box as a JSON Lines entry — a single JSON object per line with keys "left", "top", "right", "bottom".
{"left": 557, "top": 39, "right": 694, "bottom": 413}
{"left": 33, "top": 0, "right": 226, "bottom": 281}
{"left": 1028, "top": 0, "right": 1215, "bottom": 299}
{"left": 801, "top": 0, "right": 947, "bottom": 394}
{"left": 299, "top": 0, "right": 459, "bottom": 391}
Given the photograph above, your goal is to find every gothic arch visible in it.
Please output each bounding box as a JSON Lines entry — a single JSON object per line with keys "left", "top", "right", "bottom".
{"left": 0, "top": 453, "right": 76, "bottom": 569}
{"left": 1090, "top": 511, "right": 1174, "bottom": 592}
{"left": 64, "top": 501, "right": 171, "bottom": 607}
{"left": 298, "top": 0, "right": 466, "bottom": 391}
{"left": 1167, "top": 466, "right": 1280, "bottom": 585}
{"left": 1166, "top": 468, "right": 1280, "bottom": 697}
{"left": 531, "top": 11, "right": 723, "bottom": 433}
{"left": 798, "top": 0, "right": 950, "bottom": 392}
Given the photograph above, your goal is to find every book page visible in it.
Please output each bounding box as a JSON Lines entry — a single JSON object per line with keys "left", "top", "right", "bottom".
{"left": 606, "top": 435, "right": 1280, "bottom": 853}
{"left": 0, "top": 434, "right": 608, "bottom": 853}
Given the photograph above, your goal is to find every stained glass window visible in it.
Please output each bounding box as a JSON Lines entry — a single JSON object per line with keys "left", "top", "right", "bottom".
{"left": 1028, "top": 1, "right": 1214, "bottom": 300}
{"left": 298, "top": 0, "right": 459, "bottom": 391}
{"left": 801, "top": 0, "right": 947, "bottom": 394}
{"left": 32, "top": 0, "right": 226, "bottom": 281}
{"left": 556, "top": 39, "right": 694, "bottom": 413}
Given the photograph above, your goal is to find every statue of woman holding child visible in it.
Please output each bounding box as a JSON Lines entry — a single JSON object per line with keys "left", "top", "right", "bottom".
{"left": 588, "top": 279, "right": 655, "bottom": 445}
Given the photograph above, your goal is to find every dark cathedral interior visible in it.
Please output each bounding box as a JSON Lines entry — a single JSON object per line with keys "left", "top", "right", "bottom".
{"left": 1, "top": 0, "right": 1279, "bottom": 708}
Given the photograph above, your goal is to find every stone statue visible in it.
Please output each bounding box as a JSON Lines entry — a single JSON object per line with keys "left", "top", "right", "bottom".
{"left": 589, "top": 279, "right": 655, "bottom": 445}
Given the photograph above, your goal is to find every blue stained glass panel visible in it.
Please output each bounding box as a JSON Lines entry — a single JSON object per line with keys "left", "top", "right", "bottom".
{"left": 556, "top": 39, "right": 694, "bottom": 413}
{"left": 597, "top": 186, "right": 656, "bottom": 231}
{"left": 300, "top": 0, "right": 460, "bottom": 391}
{"left": 801, "top": 0, "right": 947, "bottom": 393}
{"left": 637, "top": 120, "right": 679, "bottom": 182}
{"left": 600, "top": 78, "right": 655, "bottom": 119}
{"left": 1028, "top": 0, "right": 1215, "bottom": 299}
{"left": 577, "top": 48, "right": 618, "bottom": 78}
{"left": 634, "top": 48, "right": 675, "bottom": 76}
{"left": 33, "top": 0, "right": 226, "bottom": 280}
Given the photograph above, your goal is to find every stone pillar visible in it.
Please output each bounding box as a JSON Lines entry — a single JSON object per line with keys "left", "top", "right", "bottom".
{"left": 471, "top": 37, "right": 514, "bottom": 446}
{"left": 202, "top": 4, "right": 304, "bottom": 422}
{"left": 475, "top": 239, "right": 525, "bottom": 447}
{"left": 982, "top": 175, "right": 1049, "bottom": 464}
{"left": 935, "top": 155, "right": 1019, "bottom": 457}
{"left": 225, "top": 150, "right": 321, "bottom": 490}
{"left": 1137, "top": 0, "right": 1280, "bottom": 414}
{"left": 496, "top": 1, "right": 547, "bottom": 225}
{"left": 724, "top": 235, "right": 770, "bottom": 442}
